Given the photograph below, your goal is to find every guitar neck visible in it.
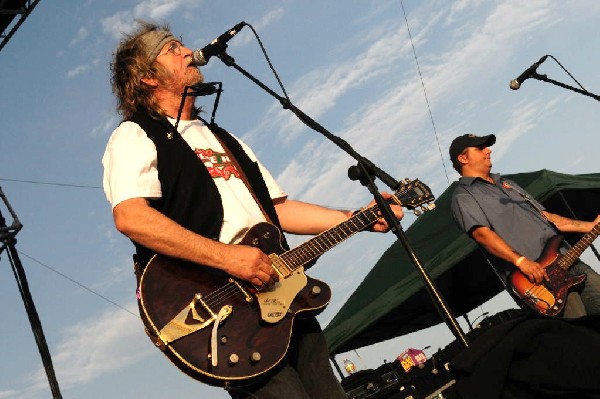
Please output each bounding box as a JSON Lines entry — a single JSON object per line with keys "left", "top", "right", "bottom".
{"left": 558, "top": 222, "right": 600, "bottom": 270}
{"left": 280, "top": 205, "right": 382, "bottom": 270}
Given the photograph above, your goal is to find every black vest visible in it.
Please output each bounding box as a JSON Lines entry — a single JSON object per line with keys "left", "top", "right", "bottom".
{"left": 128, "top": 112, "right": 287, "bottom": 265}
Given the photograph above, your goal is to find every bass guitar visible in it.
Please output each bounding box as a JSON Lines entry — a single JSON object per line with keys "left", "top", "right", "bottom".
{"left": 508, "top": 222, "right": 600, "bottom": 316}
{"left": 138, "top": 179, "right": 434, "bottom": 386}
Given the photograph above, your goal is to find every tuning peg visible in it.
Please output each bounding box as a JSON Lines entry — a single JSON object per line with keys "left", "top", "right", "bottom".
{"left": 427, "top": 203, "right": 436, "bottom": 211}
{"left": 414, "top": 209, "right": 422, "bottom": 216}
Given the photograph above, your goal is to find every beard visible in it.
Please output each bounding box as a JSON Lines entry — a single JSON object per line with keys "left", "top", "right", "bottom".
{"left": 158, "top": 64, "right": 204, "bottom": 93}
{"left": 185, "top": 66, "right": 204, "bottom": 86}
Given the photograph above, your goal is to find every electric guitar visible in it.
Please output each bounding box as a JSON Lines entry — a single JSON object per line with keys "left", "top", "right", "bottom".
{"left": 138, "top": 179, "right": 434, "bottom": 386}
{"left": 508, "top": 222, "right": 600, "bottom": 316}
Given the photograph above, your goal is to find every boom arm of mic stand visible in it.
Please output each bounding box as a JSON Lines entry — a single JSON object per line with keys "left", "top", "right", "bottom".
{"left": 217, "top": 53, "right": 401, "bottom": 190}
{"left": 216, "top": 51, "right": 469, "bottom": 348}
{"left": 529, "top": 72, "right": 600, "bottom": 101}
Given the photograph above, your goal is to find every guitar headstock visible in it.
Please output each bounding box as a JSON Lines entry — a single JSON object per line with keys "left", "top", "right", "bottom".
{"left": 392, "top": 178, "right": 435, "bottom": 215}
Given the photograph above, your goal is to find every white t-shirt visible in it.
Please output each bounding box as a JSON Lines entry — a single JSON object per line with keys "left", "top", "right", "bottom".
{"left": 102, "top": 118, "right": 286, "bottom": 244}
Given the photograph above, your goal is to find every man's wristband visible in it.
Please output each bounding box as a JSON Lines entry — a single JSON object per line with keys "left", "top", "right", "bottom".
{"left": 515, "top": 256, "right": 526, "bottom": 267}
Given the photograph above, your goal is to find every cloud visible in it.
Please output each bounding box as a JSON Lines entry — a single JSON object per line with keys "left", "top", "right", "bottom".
{"left": 246, "top": 13, "right": 435, "bottom": 146}
{"left": 66, "top": 59, "right": 100, "bottom": 78}
{"left": 268, "top": 0, "right": 562, "bottom": 206}
{"left": 132, "top": 0, "right": 193, "bottom": 21}
{"left": 22, "top": 306, "right": 150, "bottom": 396}
{"left": 492, "top": 95, "right": 562, "bottom": 160}
{"left": 89, "top": 254, "right": 132, "bottom": 292}
{"left": 89, "top": 113, "right": 120, "bottom": 139}
{"left": 69, "top": 27, "right": 89, "bottom": 48}
{"left": 101, "top": 11, "right": 133, "bottom": 39}
{"left": 235, "top": 7, "right": 285, "bottom": 46}
{"left": 101, "top": 0, "right": 202, "bottom": 39}
{"left": 446, "top": 0, "right": 485, "bottom": 25}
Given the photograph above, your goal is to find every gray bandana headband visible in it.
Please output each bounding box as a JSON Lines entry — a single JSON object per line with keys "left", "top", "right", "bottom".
{"left": 139, "top": 30, "right": 178, "bottom": 63}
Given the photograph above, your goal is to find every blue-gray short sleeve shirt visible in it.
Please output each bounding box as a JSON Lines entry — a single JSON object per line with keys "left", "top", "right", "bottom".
{"left": 451, "top": 173, "right": 557, "bottom": 261}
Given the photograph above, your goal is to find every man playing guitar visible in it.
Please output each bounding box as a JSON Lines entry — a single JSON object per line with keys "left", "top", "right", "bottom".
{"left": 103, "top": 21, "right": 403, "bottom": 398}
{"left": 449, "top": 134, "right": 600, "bottom": 318}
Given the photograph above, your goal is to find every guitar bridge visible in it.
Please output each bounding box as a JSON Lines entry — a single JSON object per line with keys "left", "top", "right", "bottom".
{"left": 157, "top": 293, "right": 232, "bottom": 345}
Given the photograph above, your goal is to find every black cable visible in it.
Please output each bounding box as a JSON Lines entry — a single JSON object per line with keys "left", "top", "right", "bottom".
{"left": 0, "top": 177, "right": 101, "bottom": 189}
{"left": 548, "top": 55, "right": 587, "bottom": 91}
{"left": 17, "top": 250, "right": 140, "bottom": 319}
{"left": 400, "top": 0, "right": 450, "bottom": 184}
{"left": 245, "top": 23, "right": 291, "bottom": 103}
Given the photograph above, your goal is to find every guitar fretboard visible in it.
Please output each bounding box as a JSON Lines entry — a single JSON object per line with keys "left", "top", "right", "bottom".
{"left": 279, "top": 207, "right": 381, "bottom": 272}
{"left": 557, "top": 223, "right": 600, "bottom": 270}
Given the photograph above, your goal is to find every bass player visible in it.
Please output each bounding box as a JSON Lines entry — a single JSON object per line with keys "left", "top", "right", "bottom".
{"left": 450, "top": 133, "right": 600, "bottom": 318}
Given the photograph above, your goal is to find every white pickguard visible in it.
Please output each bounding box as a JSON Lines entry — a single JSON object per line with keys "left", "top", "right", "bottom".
{"left": 256, "top": 267, "right": 307, "bottom": 323}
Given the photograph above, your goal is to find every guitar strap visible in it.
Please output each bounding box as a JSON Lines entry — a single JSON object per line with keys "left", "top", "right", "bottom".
{"left": 500, "top": 177, "right": 558, "bottom": 232}
{"left": 207, "top": 123, "right": 274, "bottom": 225}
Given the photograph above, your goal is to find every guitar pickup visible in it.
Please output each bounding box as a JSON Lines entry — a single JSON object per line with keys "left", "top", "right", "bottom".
{"left": 157, "top": 293, "right": 232, "bottom": 345}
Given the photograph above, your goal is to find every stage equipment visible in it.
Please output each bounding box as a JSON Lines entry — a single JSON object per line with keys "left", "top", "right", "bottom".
{"left": 509, "top": 55, "right": 548, "bottom": 90}
{"left": 0, "top": 0, "right": 41, "bottom": 53}
{"left": 341, "top": 359, "right": 456, "bottom": 399}
{"left": 0, "top": 187, "right": 62, "bottom": 398}
{"left": 192, "top": 21, "right": 246, "bottom": 66}
{"left": 397, "top": 348, "right": 427, "bottom": 372}
{"left": 509, "top": 54, "right": 600, "bottom": 101}
{"left": 340, "top": 310, "right": 530, "bottom": 398}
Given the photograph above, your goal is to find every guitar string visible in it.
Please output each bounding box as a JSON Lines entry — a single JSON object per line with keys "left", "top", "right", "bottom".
{"left": 281, "top": 207, "right": 378, "bottom": 268}
{"left": 200, "top": 282, "right": 246, "bottom": 305}
{"left": 558, "top": 224, "right": 600, "bottom": 268}
{"left": 282, "top": 183, "right": 426, "bottom": 268}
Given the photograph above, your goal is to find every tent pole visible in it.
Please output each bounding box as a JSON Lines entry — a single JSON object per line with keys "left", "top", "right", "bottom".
{"left": 557, "top": 192, "right": 600, "bottom": 262}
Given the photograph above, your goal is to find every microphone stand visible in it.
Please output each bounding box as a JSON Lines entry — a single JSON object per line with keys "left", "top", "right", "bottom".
{"left": 528, "top": 71, "right": 600, "bottom": 101}
{"left": 214, "top": 51, "right": 470, "bottom": 348}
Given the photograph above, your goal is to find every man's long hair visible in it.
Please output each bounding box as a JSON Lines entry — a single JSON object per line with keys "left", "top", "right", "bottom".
{"left": 110, "top": 21, "right": 170, "bottom": 120}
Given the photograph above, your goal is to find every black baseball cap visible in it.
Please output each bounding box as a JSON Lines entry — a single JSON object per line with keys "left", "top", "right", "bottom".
{"left": 449, "top": 134, "right": 496, "bottom": 164}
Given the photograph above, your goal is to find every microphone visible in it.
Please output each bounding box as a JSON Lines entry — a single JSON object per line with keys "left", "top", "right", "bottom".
{"left": 509, "top": 55, "right": 549, "bottom": 90}
{"left": 192, "top": 22, "right": 246, "bottom": 66}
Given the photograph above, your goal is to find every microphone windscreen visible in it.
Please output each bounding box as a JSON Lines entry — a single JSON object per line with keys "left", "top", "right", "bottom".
{"left": 192, "top": 50, "right": 208, "bottom": 66}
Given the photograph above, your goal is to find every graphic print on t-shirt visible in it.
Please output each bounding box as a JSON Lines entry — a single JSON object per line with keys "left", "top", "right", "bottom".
{"left": 195, "top": 148, "right": 240, "bottom": 180}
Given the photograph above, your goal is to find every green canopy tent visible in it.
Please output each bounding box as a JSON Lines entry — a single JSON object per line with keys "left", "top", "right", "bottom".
{"left": 324, "top": 169, "right": 600, "bottom": 355}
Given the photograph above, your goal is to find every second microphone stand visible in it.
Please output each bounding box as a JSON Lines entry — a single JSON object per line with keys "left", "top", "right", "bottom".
{"left": 529, "top": 71, "right": 600, "bottom": 101}
{"left": 214, "top": 50, "right": 470, "bottom": 348}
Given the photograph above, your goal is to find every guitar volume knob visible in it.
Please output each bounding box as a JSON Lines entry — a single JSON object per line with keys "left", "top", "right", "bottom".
{"left": 311, "top": 285, "right": 322, "bottom": 296}
{"left": 228, "top": 354, "right": 239, "bottom": 365}
{"left": 250, "top": 352, "right": 261, "bottom": 363}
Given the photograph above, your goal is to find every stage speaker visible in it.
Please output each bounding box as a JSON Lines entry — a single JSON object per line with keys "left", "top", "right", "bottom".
{"left": 342, "top": 361, "right": 412, "bottom": 398}
{"left": 342, "top": 369, "right": 386, "bottom": 398}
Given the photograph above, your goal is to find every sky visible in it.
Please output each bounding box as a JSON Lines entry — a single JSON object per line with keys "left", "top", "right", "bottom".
{"left": 1, "top": 0, "right": 600, "bottom": 398}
